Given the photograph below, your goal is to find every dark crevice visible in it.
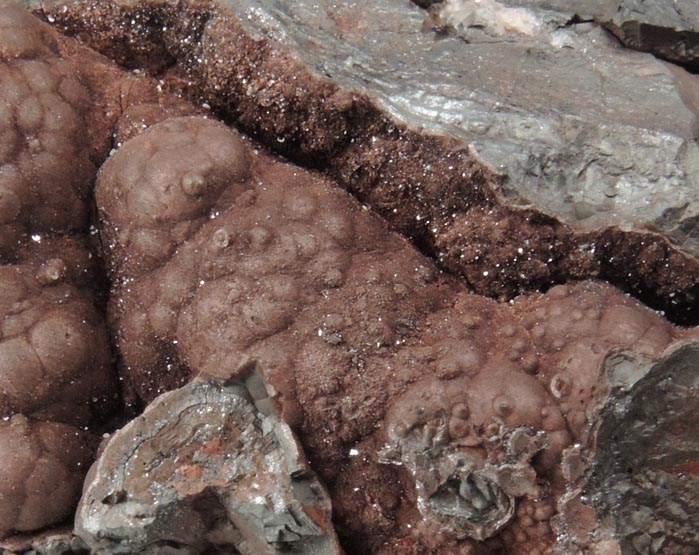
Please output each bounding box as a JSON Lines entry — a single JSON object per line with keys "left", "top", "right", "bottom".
{"left": 36, "top": 0, "right": 699, "bottom": 326}
{"left": 86, "top": 207, "right": 128, "bottom": 435}
{"left": 38, "top": 1, "right": 212, "bottom": 75}
{"left": 411, "top": 0, "right": 443, "bottom": 8}
{"left": 602, "top": 21, "right": 699, "bottom": 74}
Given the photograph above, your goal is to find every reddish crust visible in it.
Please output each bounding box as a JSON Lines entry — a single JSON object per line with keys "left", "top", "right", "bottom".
{"left": 0, "top": 3, "right": 116, "bottom": 538}
{"left": 0, "top": 1, "right": 696, "bottom": 550}
{"left": 0, "top": 416, "right": 96, "bottom": 538}
{"left": 99, "top": 116, "right": 684, "bottom": 554}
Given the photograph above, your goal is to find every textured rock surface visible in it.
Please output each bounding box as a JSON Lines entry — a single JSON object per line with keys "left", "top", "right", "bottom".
{"left": 306, "top": 0, "right": 699, "bottom": 239}
{"left": 603, "top": 0, "right": 699, "bottom": 69}
{"left": 557, "top": 342, "right": 699, "bottom": 555}
{"left": 0, "top": 249, "right": 113, "bottom": 538}
{"left": 189, "top": 0, "right": 699, "bottom": 247}
{"left": 2, "top": 2, "right": 699, "bottom": 554}
{"left": 0, "top": 0, "right": 95, "bottom": 256}
{"left": 0, "top": 3, "right": 118, "bottom": 538}
{"left": 0, "top": 417, "right": 96, "bottom": 540}
{"left": 76, "top": 377, "right": 342, "bottom": 555}
{"left": 95, "top": 112, "right": 699, "bottom": 554}
{"left": 427, "top": 0, "right": 699, "bottom": 71}
{"left": 38, "top": 0, "right": 699, "bottom": 325}
{"left": 0, "top": 528, "right": 88, "bottom": 555}
{"left": 0, "top": 1, "right": 204, "bottom": 540}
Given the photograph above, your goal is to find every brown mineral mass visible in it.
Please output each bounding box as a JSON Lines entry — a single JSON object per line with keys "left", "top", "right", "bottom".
{"left": 2, "top": 2, "right": 699, "bottom": 554}
{"left": 92, "top": 114, "right": 699, "bottom": 555}
{"left": 0, "top": 2, "right": 117, "bottom": 538}
{"left": 0, "top": 0, "right": 200, "bottom": 540}
{"left": 0, "top": 2, "right": 95, "bottom": 256}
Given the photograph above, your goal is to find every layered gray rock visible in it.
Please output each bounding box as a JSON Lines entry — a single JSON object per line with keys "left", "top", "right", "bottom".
{"left": 75, "top": 375, "right": 341, "bottom": 555}
{"left": 220, "top": 0, "right": 699, "bottom": 255}
{"left": 427, "top": 0, "right": 699, "bottom": 67}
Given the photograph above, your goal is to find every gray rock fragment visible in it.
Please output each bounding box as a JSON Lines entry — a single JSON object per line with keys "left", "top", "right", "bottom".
{"left": 557, "top": 341, "right": 699, "bottom": 555}
{"left": 424, "top": 0, "right": 699, "bottom": 68}
{"left": 75, "top": 375, "right": 341, "bottom": 555}
{"left": 605, "top": 0, "right": 699, "bottom": 70}
{"left": 380, "top": 423, "right": 545, "bottom": 542}
{"left": 377, "top": 376, "right": 555, "bottom": 543}
{"left": 0, "top": 529, "right": 88, "bottom": 555}
{"left": 220, "top": 0, "right": 699, "bottom": 255}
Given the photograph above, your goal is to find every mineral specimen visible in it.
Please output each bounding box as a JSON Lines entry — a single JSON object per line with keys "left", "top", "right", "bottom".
{"left": 76, "top": 376, "right": 342, "bottom": 555}
{"left": 93, "top": 110, "right": 699, "bottom": 554}
{"left": 40, "top": 0, "right": 699, "bottom": 323}
{"left": 1, "top": 2, "right": 699, "bottom": 554}
{"left": 0, "top": 2, "right": 115, "bottom": 537}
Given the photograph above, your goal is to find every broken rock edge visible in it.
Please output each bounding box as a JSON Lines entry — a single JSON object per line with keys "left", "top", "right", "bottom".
{"left": 414, "top": 0, "right": 699, "bottom": 73}
{"left": 581, "top": 340, "right": 699, "bottom": 554}
{"left": 74, "top": 374, "right": 343, "bottom": 555}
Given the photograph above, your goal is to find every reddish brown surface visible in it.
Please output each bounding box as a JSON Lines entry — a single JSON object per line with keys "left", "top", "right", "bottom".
{"left": 0, "top": 3, "right": 115, "bottom": 537}
{"left": 97, "top": 114, "right": 694, "bottom": 554}
{"left": 1, "top": 2, "right": 699, "bottom": 553}
{"left": 0, "top": 1, "right": 199, "bottom": 539}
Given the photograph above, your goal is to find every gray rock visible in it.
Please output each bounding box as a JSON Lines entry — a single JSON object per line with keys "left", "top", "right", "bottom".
{"left": 605, "top": 0, "right": 699, "bottom": 69}
{"left": 380, "top": 420, "right": 546, "bottom": 541}
{"left": 420, "top": 0, "right": 699, "bottom": 67}
{"left": 219, "top": 0, "right": 699, "bottom": 255}
{"left": 556, "top": 341, "right": 699, "bottom": 555}
{"left": 0, "top": 530, "right": 88, "bottom": 555}
{"left": 75, "top": 375, "right": 341, "bottom": 555}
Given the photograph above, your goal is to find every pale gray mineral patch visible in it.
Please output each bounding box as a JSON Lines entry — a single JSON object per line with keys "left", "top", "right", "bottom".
{"left": 75, "top": 375, "right": 341, "bottom": 555}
